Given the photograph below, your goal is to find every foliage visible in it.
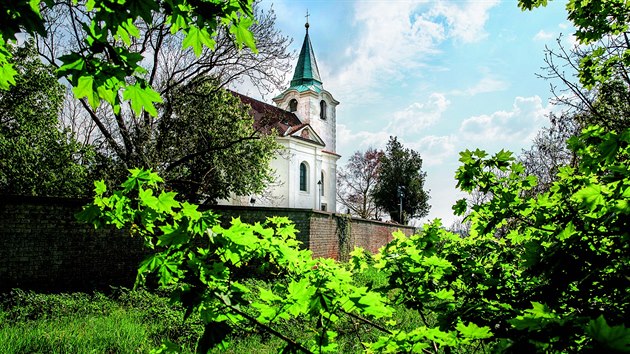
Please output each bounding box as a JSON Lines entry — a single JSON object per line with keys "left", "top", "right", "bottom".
{"left": 353, "top": 125, "right": 630, "bottom": 353}
{"left": 519, "top": 8, "right": 630, "bottom": 196}
{"left": 337, "top": 148, "right": 384, "bottom": 219}
{"left": 28, "top": 2, "right": 291, "bottom": 175}
{"left": 77, "top": 121, "right": 630, "bottom": 353}
{"left": 372, "top": 136, "right": 430, "bottom": 224}
{"left": 156, "top": 78, "right": 279, "bottom": 203}
{"left": 4, "top": 1, "right": 289, "bottom": 200}
{"left": 519, "top": 0, "right": 630, "bottom": 90}
{"left": 0, "top": 41, "right": 91, "bottom": 196}
{"left": 0, "top": 0, "right": 257, "bottom": 117}
{"left": 78, "top": 169, "right": 395, "bottom": 353}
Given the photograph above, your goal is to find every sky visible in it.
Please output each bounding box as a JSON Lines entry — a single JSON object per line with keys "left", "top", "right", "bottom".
{"left": 239, "top": 0, "right": 576, "bottom": 227}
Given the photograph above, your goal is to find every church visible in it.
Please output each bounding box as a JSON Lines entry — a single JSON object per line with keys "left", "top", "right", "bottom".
{"left": 221, "top": 21, "right": 340, "bottom": 212}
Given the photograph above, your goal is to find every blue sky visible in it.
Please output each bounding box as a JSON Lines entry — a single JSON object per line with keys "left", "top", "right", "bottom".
{"left": 244, "top": 0, "right": 575, "bottom": 226}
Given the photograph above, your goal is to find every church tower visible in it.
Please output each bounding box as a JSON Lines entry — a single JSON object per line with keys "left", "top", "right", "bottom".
{"left": 273, "top": 20, "right": 339, "bottom": 153}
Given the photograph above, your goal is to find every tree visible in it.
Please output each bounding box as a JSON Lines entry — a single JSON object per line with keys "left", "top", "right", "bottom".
{"left": 1, "top": 1, "right": 291, "bottom": 199}
{"left": 519, "top": 0, "right": 630, "bottom": 91}
{"left": 372, "top": 137, "right": 430, "bottom": 224}
{"left": 0, "top": 0, "right": 257, "bottom": 115}
{"left": 376, "top": 125, "right": 630, "bottom": 352}
{"left": 336, "top": 148, "right": 384, "bottom": 219}
{"left": 156, "top": 77, "right": 279, "bottom": 203}
{"left": 0, "top": 41, "right": 91, "bottom": 196}
{"left": 29, "top": 2, "right": 291, "bottom": 172}
{"left": 519, "top": 34, "right": 630, "bottom": 195}
{"left": 519, "top": 112, "right": 579, "bottom": 195}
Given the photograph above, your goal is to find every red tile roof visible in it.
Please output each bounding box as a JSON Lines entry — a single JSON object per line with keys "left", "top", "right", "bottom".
{"left": 230, "top": 91, "right": 302, "bottom": 136}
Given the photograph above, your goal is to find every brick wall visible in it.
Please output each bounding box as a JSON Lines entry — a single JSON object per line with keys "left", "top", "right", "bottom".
{"left": 0, "top": 196, "right": 148, "bottom": 292}
{"left": 211, "top": 206, "right": 415, "bottom": 260}
{"left": 1, "top": 198, "right": 415, "bottom": 291}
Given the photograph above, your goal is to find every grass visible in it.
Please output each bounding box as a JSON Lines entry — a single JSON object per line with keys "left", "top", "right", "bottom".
{"left": 0, "top": 289, "right": 201, "bottom": 353}
{"left": 1, "top": 310, "right": 152, "bottom": 353}
{"left": 0, "top": 268, "right": 427, "bottom": 353}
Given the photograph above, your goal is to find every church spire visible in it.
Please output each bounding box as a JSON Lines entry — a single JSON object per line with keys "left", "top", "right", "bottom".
{"left": 289, "top": 17, "right": 322, "bottom": 90}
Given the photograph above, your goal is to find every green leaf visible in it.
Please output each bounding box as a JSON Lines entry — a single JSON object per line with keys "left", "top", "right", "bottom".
{"left": 495, "top": 149, "right": 514, "bottom": 163}
{"left": 431, "top": 289, "right": 455, "bottom": 301}
{"left": 139, "top": 187, "right": 159, "bottom": 210}
{"left": 157, "top": 191, "right": 179, "bottom": 214}
{"left": 509, "top": 302, "right": 560, "bottom": 331}
{"left": 57, "top": 53, "right": 85, "bottom": 75}
{"left": 456, "top": 321, "right": 493, "bottom": 340}
{"left": 599, "top": 135, "right": 619, "bottom": 163}
{"left": 94, "top": 180, "right": 107, "bottom": 194}
{"left": 258, "top": 287, "right": 282, "bottom": 302}
{"left": 138, "top": 254, "right": 163, "bottom": 274}
{"left": 229, "top": 17, "right": 257, "bottom": 52}
{"left": 122, "top": 83, "right": 162, "bottom": 117}
{"left": 586, "top": 315, "right": 630, "bottom": 352}
{"left": 452, "top": 198, "right": 467, "bottom": 216}
{"left": 72, "top": 76, "right": 99, "bottom": 108}
{"left": 0, "top": 63, "right": 17, "bottom": 89}
{"left": 354, "top": 291, "right": 392, "bottom": 318}
{"left": 557, "top": 221, "right": 576, "bottom": 241}
{"left": 158, "top": 225, "right": 189, "bottom": 246}
{"left": 96, "top": 85, "right": 117, "bottom": 106}
{"left": 572, "top": 183, "right": 605, "bottom": 212}
{"left": 75, "top": 204, "right": 101, "bottom": 224}
{"left": 181, "top": 202, "right": 202, "bottom": 221}
{"left": 182, "top": 27, "right": 216, "bottom": 56}
{"left": 458, "top": 150, "right": 474, "bottom": 164}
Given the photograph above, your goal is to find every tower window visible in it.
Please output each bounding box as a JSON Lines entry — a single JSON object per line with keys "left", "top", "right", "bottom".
{"left": 319, "top": 100, "right": 327, "bottom": 120}
{"left": 299, "top": 162, "right": 308, "bottom": 191}
{"left": 289, "top": 99, "right": 298, "bottom": 112}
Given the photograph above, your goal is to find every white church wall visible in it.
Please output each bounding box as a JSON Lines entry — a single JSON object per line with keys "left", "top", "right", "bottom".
{"left": 320, "top": 152, "right": 339, "bottom": 212}
{"left": 288, "top": 140, "right": 320, "bottom": 209}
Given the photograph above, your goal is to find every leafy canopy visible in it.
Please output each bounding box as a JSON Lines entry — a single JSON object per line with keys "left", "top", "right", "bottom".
{"left": 0, "top": 41, "right": 91, "bottom": 196}
{"left": 519, "top": 0, "right": 630, "bottom": 89}
{"left": 372, "top": 136, "right": 430, "bottom": 224}
{"left": 0, "top": 0, "right": 257, "bottom": 116}
{"left": 156, "top": 78, "right": 280, "bottom": 203}
{"left": 79, "top": 168, "right": 395, "bottom": 353}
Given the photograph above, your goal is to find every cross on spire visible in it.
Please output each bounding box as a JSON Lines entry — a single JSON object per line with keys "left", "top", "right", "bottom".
{"left": 305, "top": 10, "right": 310, "bottom": 32}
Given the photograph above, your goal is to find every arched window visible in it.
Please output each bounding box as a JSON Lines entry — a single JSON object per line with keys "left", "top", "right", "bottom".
{"left": 299, "top": 162, "right": 307, "bottom": 191}
{"left": 319, "top": 100, "right": 327, "bottom": 120}
{"left": 320, "top": 171, "right": 325, "bottom": 196}
{"left": 289, "top": 99, "right": 298, "bottom": 112}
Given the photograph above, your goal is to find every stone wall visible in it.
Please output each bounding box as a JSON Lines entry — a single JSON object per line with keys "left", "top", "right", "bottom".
{"left": 0, "top": 197, "right": 415, "bottom": 291}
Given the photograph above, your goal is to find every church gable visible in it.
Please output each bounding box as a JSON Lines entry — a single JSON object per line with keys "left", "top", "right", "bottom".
{"left": 287, "top": 124, "right": 325, "bottom": 147}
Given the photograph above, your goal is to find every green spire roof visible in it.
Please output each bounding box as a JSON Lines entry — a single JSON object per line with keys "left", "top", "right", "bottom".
{"left": 290, "top": 25, "right": 322, "bottom": 90}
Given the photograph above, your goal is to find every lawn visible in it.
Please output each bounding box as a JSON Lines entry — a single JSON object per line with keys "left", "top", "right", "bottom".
{"left": 0, "top": 268, "right": 423, "bottom": 353}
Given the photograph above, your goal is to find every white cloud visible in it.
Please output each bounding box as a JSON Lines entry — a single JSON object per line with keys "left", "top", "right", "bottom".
{"left": 451, "top": 76, "right": 509, "bottom": 96}
{"left": 336, "top": 123, "right": 390, "bottom": 155}
{"left": 328, "top": 0, "right": 500, "bottom": 105}
{"left": 533, "top": 29, "right": 555, "bottom": 41}
{"left": 429, "top": 0, "right": 500, "bottom": 43}
{"left": 386, "top": 93, "right": 450, "bottom": 136}
{"left": 408, "top": 135, "right": 457, "bottom": 167}
{"left": 459, "top": 95, "right": 550, "bottom": 143}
